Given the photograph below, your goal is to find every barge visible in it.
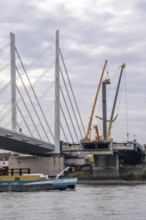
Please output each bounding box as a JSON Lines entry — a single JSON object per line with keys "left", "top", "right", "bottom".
{"left": 0, "top": 166, "right": 77, "bottom": 192}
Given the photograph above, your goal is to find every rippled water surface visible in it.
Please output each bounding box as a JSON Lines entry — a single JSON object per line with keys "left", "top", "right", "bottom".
{"left": 1, "top": 184, "right": 146, "bottom": 220}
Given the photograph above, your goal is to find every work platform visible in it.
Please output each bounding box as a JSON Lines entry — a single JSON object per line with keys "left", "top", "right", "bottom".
{"left": 62, "top": 141, "right": 145, "bottom": 165}
{"left": 62, "top": 141, "right": 145, "bottom": 178}
{"left": 0, "top": 127, "right": 54, "bottom": 155}
{"left": 61, "top": 141, "right": 113, "bottom": 155}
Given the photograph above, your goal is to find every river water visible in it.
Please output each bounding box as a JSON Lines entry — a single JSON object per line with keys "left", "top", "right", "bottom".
{"left": 0, "top": 184, "right": 146, "bottom": 220}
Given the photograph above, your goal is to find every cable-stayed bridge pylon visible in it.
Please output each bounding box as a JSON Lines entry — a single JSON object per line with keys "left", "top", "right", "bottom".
{"left": 0, "top": 31, "right": 85, "bottom": 155}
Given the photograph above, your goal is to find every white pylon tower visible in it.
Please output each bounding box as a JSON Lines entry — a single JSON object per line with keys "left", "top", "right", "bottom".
{"left": 54, "top": 30, "right": 60, "bottom": 153}
{"left": 10, "top": 32, "right": 17, "bottom": 132}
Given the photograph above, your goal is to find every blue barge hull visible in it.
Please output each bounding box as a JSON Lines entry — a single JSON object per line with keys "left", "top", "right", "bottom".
{"left": 0, "top": 178, "right": 77, "bottom": 192}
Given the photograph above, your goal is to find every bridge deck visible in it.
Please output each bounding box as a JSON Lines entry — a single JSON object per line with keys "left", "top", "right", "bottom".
{"left": 62, "top": 141, "right": 145, "bottom": 164}
{"left": 0, "top": 127, "right": 54, "bottom": 155}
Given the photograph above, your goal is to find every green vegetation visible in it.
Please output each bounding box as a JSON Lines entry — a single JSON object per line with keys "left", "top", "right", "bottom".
{"left": 123, "top": 170, "right": 146, "bottom": 181}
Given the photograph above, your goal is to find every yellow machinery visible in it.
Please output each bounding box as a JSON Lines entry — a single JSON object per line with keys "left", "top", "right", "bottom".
{"left": 95, "top": 114, "right": 118, "bottom": 139}
{"left": 95, "top": 63, "right": 126, "bottom": 141}
{"left": 83, "top": 60, "right": 108, "bottom": 141}
{"left": 93, "top": 125, "right": 102, "bottom": 141}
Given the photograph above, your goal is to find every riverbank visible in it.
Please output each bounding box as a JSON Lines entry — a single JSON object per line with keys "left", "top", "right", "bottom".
{"left": 78, "top": 179, "right": 146, "bottom": 185}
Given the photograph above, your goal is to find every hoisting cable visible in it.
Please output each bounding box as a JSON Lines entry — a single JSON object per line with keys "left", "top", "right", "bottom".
{"left": 124, "top": 69, "right": 129, "bottom": 141}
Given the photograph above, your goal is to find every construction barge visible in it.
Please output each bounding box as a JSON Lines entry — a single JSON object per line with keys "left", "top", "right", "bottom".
{"left": 0, "top": 165, "right": 77, "bottom": 192}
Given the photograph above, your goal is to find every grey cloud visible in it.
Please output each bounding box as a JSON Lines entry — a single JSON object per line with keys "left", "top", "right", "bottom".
{"left": 0, "top": 0, "right": 146, "bottom": 143}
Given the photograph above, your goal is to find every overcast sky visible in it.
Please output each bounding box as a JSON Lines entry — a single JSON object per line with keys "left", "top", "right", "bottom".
{"left": 0, "top": 0, "right": 146, "bottom": 145}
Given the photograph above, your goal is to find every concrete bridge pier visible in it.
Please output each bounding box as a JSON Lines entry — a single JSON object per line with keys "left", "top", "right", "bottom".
{"left": 8, "top": 154, "right": 64, "bottom": 177}
{"left": 93, "top": 153, "right": 119, "bottom": 178}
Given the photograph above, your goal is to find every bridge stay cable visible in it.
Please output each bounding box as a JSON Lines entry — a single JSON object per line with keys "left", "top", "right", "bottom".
{"left": 0, "top": 99, "right": 11, "bottom": 116}
{"left": 0, "top": 44, "right": 54, "bottom": 142}
{"left": 0, "top": 68, "right": 53, "bottom": 140}
{"left": 60, "top": 104, "right": 74, "bottom": 143}
{"left": 0, "top": 69, "right": 51, "bottom": 117}
{"left": 60, "top": 66, "right": 83, "bottom": 139}
{"left": 18, "top": 80, "right": 54, "bottom": 139}
{"left": 15, "top": 48, "right": 54, "bottom": 142}
{"left": 59, "top": 48, "right": 86, "bottom": 135}
{"left": 31, "top": 68, "right": 53, "bottom": 88}
{"left": 16, "top": 104, "right": 34, "bottom": 138}
{"left": 19, "top": 80, "right": 54, "bottom": 124}
{"left": 31, "top": 101, "right": 54, "bottom": 142}
{"left": 0, "top": 40, "right": 81, "bottom": 145}
{"left": 0, "top": 84, "right": 42, "bottom": 140}
{"left": 16, "top": 66, "right": 50, "bottom": 142}
{"left": 16, "top": 85, "right": 42, "bottom": 140}
{"left": 25, "top": 44, "right": 53, "bottom": 72}
{"left": 0, "top": 67, "right": 51, "bottom": 125}
{"left": 0, "top": 43, "right": 9, "bottom": 54}
{"left": 60, "top": 121, "right": 68, "bottom": 143}
{"left": 60, "top": 85, "right": 79, "bottom": 142}
{"left": 0, "top": 45, "right": 52, "bottom": 96}
{"left": 0, "top": 63, "right": 10, "bottom": 73}
{"left": 0, "top": 100, "right": 16, "bottom": 122}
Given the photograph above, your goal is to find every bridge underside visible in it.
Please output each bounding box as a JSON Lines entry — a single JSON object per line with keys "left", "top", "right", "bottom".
{"left": 118, "top": 150, "right": 144, "bottom": 165}
{"left": 0, "top": 128, "right": 54, "bottom": 156}
{"left": 113, "top": 142, "right": 145, "bottom": 165}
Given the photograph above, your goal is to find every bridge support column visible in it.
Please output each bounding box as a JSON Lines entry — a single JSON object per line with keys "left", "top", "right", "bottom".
{"left": 102, "top": 79, "right": 110, "bottom": 140}
{"left": 93, "top": 153, "right": 119, "bottom": 177}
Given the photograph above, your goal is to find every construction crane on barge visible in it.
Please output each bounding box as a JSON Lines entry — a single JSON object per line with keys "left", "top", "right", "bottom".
{"left": 95, "top": 63, "right": 126, "bottom": 141}
{"left": 82, "top": 60, "right": 108, "bottom": 142}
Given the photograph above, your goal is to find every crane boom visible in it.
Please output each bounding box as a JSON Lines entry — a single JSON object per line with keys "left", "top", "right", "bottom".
{"left": 107, "top": 63, "right": 126, "bottom": 140}
{"left": 84, "top": 60, "right": 108, "bottom": 141}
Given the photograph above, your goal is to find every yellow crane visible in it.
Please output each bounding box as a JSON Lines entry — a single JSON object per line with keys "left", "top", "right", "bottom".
{"left": 83, "top": 60, "right": 108, "bottom": 141}
{"left": 93, "top": 125, "right": 102, "bottom": 141}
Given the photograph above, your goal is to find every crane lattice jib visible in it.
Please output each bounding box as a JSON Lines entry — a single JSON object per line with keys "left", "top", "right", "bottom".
{"left": 107, "top": 63, "right": 126, "bottom": 140}
{"left": 84, "top": 60, "right": 108, "bottom": 141}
